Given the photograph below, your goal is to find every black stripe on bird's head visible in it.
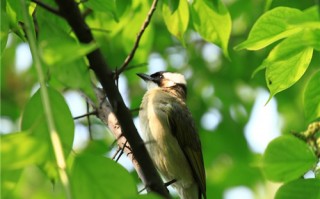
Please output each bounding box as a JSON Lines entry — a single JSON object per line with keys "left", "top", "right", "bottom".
{"left": 137, "top": 71, "right": 187, "bottom": 99}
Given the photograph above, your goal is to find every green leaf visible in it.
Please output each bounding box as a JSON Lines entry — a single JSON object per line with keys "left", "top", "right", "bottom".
{"left": 39, "top": 22, "right": 97, "bottom": 67}
{"left": 191, "top": 0, "right": 231, "bottom": 57}
{"left": 275, "top": 179, "right": 320, "bottom": 199}
{"left": 6, "top": 0, "right": 25, "bottom": 40}
{"left": 0, "top": 168, "right": 22, "bottom": 199}
{"left": 162, "top": 0, "right": 189, "bottom": 45}
{"left": 288, "top": 6, "right": 320, "bottom": 29}
{"left": 138, "top": 194, "right": 163, "bottom": 199}
{"left": 235, "top": 7, "right": 302, "bottom": 51}
{"left": 1, "top": 9, "right": 9, "bottom": 55}
{"left": 38, "top": 19, "right": 97, "bottom": 102}
{"left": 115, "top": 0, "right": 132, "bottom": 17}
{"left": 304, "top": 71, "right": 320, "bottom": 123}
{"left": 21, "top": 87, "right": 74, "bottom": 178}
{"left": 121, "top": 1, "right": 154, "bottom": 64}
{"left": 71, "top": 153, "right": 137, "bottom": 199}
{"left": 263, "top": 32, "right": 313, "bottom": 99}
{"left": 85, "top": 0, "right": 118, "bottom": 22}
{"left": 262, "top": 135, "right": 317, "bottom": 182}
{"left": 0, "top": 132, "right": 47, "bottom": 169}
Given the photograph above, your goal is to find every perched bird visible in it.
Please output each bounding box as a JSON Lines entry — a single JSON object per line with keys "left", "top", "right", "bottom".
{"left": 138, "top": 71, "right": 206, "bottom": 199}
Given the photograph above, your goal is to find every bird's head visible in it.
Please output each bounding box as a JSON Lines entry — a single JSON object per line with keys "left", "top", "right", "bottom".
{"left": 137, "top": 71, "right": 187, "bottom": 99}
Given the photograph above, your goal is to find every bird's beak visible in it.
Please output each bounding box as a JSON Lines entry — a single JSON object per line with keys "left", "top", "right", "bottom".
{"left": 137, "top": 73, "right": 153, "bottom": 82}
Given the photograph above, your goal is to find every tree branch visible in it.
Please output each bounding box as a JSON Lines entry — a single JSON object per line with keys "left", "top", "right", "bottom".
{"left": 53, "top": 0, "right": 169, "bottom": 197}
{"left": 116, "top": 0, "right": 159, "bottom": 76}
{"left": 87, "top": 87, "right": 150, "bottom": 191}
{"left": 31, "top": 0, "right": 61, "bottom": 16}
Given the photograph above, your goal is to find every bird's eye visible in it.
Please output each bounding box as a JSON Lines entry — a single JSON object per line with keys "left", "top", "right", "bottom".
{"left": 159, "top": 74, "right": 163, "bottom": 79}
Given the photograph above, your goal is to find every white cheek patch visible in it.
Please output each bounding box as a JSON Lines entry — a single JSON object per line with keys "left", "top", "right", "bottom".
{"left": 147, "top": 81, "right": 159, "bottom": 90}
{"left": 163, "top": 73, "right": 187, "bottom": 85}
{"left": 164, "top": 80, "right": 176, "bottom": 87}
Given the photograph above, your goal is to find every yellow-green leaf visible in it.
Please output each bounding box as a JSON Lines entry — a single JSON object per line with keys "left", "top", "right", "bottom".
{"left": 162, "top": 0, "right": 189, "bottom": 45}
{"left": 71, "top": 153, "right": 137, "bottom": 199}
{"left": 1, "top": 132, "right": 47, "bottom": 169}
{"left": 275, "top": 179, "right": 320, "bottom": 199}
{"left": 235, "top": 7, "right": 302, "bottom": 51}
{"left": 191, "top": 0, "right": 231, "bottom": 57}
{"left": 261, "top": 31, "right": 314, "bottom": 99}
{"left": 304, "top": 71, "right": 320, "bottom": 123}
{"left": 263, "top": 135, "right": 317, "bottom": 182}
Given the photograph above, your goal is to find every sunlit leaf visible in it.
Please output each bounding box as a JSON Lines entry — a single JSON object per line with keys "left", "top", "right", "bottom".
{"left": 275, "top": 179, "right": 320, "bottom": 199}
{"left": 304, "top": 71, "right": 320, "bottom": 123}
{"left": 262, "top": 135, "right": 317, "bottom": 182}
{"left": 288, "top": 6, "right": 320, "bottom": 29}
{"left": 162, "top": 0, "right": 189, "bottom": 45}
{"left": 39, "top": 22, "right": 97, "bottom": 67}
{"left": 71, "top": 153, "right": 137, "bottom": 199}
{"left": 191, "top": 0, "right": 231, "bottom": 57}
{"left": 85, "top": 0, "right": 118, "bottom": 22}
{"left": 1, "top": 132, "right": 47, "bottom": 169}
{"left": 235, "top": 7, "right": 302, "bottom": 51}
{"left": 121, "top": 1, "right": 154, "bottom": 64}
{"left": 138, "top": 194, "right": 163, "bottom": 199}
{"left": 6, "top": 0, "right": 25, "bottom": 40}
{"left": 0, "top": 168, "right": 22, "bottom": 199}
{"left": 1, "top": 10, "right": 9, "bottom": 55}
{"left": 115, "top": 0, "right": 132, "bottom": 17}
{"left": 262, "top": 31, "right": 314, "bottom": 99}
{"left": 38, "top": 19, "right": 97, "bottom": 102}
{"left": 21, "top": 87, "right": 74, "bottom": 178}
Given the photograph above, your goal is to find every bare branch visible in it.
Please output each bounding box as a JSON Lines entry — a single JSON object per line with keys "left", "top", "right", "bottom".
{"left": 73, "top": 111, "right": 97, "bottom": 120}
{"left": 31, "top": 0, "right": 61, "bottom": 16}
{"left": 116, "top": 0, "right": 159, "bottom": 76}
{"left": 87, "top": 87, "right": 144, "bottom": 183}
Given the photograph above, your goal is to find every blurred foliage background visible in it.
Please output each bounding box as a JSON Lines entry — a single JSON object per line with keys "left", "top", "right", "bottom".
{"left": 1, "top": 0, "right": 319, "bottom": 198}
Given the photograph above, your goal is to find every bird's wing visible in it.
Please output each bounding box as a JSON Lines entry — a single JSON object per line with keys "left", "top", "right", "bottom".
{"left": 156, "top": 94, "right": 206, "bottom": 199}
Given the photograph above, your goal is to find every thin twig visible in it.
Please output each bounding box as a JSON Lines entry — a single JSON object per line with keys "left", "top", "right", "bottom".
{"left": 115, "top": 140, "right": 128, "bottom": 162}
{"left": 164, "top": 179, "right": 177, "bottom": 187}
{"left": 116, "top": 0, "right": 159, "bottom": 76}
{"left": 112, "top": 146, "right": 121, "bottom": 160}
{"left": 125, "top": 62, "right": 148, "bottom": 71}
{"left": 31, "top": 0, "right": 61, "bottom": 16}
{"left": 73, "top": 111, "right": 97, "bottom": 120}
{"left": 86, "top": 102, "right": 93, "bottom": 140}
{"left": 139, "top": 179, "right": 175, "bottom": 193}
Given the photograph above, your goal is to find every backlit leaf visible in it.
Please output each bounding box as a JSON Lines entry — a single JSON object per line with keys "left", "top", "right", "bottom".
{"left": 191, "top": 0, "right": 231, "bottom": 57}
{"left": 235, "top": 7, "right": 302, "bottom": 51}
{"left": 263, "top": 31, "right": 314, "bottom": 99}
{"left": 162, "top": 0, "right": 189, "bottom": 45}
{"left": 21, "top": 87, "right": 74, "bottom": 178}
{"left": 304, "top": 71, "right": 320, "bottom": 122}
{"left": 71, "top": 153, "right": 137, "bottom": 199}
{"left": 38, "top": 19, "right": 97, "bottom": 102}
{"left": 1, "top": 132, "right": 47, "bottom": 169}
{"left": 275, "top": 179, "right": 320, "bottom": 199}
{"left": 85, "top": 0, "right": 118, "bottom": 22}
{"left": 263, "top": 135, "right": 317, "bottom": 182}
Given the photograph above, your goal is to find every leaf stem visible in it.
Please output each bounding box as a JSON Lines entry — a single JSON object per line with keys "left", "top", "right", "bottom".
{"left": 20, "top": 0, "right": 72, "bottom": 198}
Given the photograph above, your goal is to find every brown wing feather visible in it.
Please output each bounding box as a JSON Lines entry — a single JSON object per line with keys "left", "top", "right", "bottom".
{"left": 155, "top": 92, "right": 206, "bottom": 199}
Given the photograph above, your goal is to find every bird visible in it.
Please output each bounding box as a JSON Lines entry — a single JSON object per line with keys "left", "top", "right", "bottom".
{"left": 137, "top": 71, "right": 206, "bottom": 199}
